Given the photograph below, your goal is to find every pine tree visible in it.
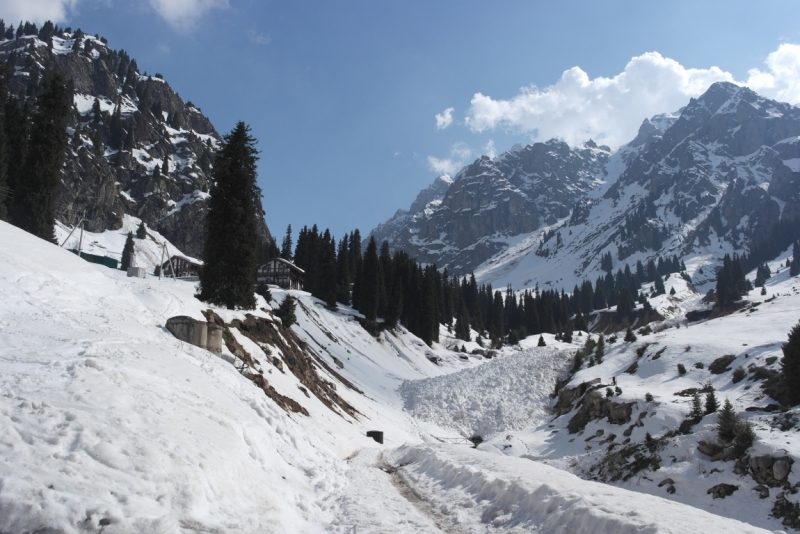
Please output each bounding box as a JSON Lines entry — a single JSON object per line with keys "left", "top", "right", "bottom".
{"left": 716, "top": 399, "right": 737, "bottom": 442}
{"left": 781, "top": 321, "right": 800, "bottom": 405}
{"left": 335, "top": 235, "right": 351, "bottom": 305}
{"left": 792, "top": 242, "right": 800, "bottom": 277}
{"left": 538, "top": 335, "right": 546, "bottom": 347}
{"left": 689, "top": 392, "right": 704, "bottom": 421}
{"left": 109, "top": 103, "right": 123, "bottom": 150}
{"left": 0, "top": 72, "right": 7, "bottom": 221}
{"left": 563, "top": 320, "right": 573, "bottom": 343}
{"left": 136, "top": 221, "right": 147, "bottom": 239}
{"left": 595, "top": 334, "right": 605, "bottom": 362}
{"left": 358, "top": 236, "right": 382, "bottom": 321}
{"left": 315, "top": 229, "right": 338, "bottom": 308}
{"left": 9, "top": 73, "right": 71, "bottom": 242}
{"left": 616, "top": 286, "right": 634, "bottom": 320}
{"left": 161, "top": 158, "right": 169, "bottom": 175}
{"left": 275, "top": 295, "right": 297, "bottom": 327}
{"left": 705, "top": 389, "right": 719, "bottom": 414}
{"left": 654, "top": 271, "right": 666, "bottom": 295}
{"left": 197, "top": 122, "right": 261, "bottom": 309}
{"left": 281, "top": 224, "right": 293, "bottom": 260}
{"left": 385, "top": 279, "right": 403, "bottom": 328}
{"left": 455, "top": 301, "right": 471, "bottom": 341}
{"left": 120, "top": 231, "right": 134, "bottom": 270}
{"left": 624, "top": 327, "right": 637, "bottom": 342}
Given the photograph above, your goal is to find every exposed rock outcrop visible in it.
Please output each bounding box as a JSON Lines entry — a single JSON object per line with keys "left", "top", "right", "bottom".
{"left": 2, "top": 30, "right": 273, "bottom": 258}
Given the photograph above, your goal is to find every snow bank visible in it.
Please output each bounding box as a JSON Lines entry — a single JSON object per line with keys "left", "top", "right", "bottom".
{"left": 400, "top": 347, "right": 572, "bottom": 437}
{"left": 388, "top": 444, "right": 773, "bottom": 533}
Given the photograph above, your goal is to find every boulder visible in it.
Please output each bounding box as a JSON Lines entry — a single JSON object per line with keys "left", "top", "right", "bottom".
{"left": 698, "top": 441, "right": 724, "bottom": 458}
{"left": 774, "top": 459, "right": 792, "bottom": 481}
{"left": 707, "top": 483, "right": 738, "bottom": 499}
{"left": 567, "top": 390, "right": 634, "bottom": 434}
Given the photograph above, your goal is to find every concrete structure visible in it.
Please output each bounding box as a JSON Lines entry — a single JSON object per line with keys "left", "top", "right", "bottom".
{"left": 165, "top": 316, "right": 222, "bottom": 354}
{"left": 127, "top": 266, "right": 147, "bottom": 278}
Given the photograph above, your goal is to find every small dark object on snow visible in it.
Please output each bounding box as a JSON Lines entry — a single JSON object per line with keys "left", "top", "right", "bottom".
{"left": 367, "top": 430, "right": 384, "bottom": 444}
{"left": 707, "top": 483, "right": 738, "bottom": 499}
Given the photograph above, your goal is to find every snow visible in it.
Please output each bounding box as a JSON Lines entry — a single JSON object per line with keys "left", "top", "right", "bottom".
{"left": 0, "top": 217, "right": 797, "bottom": 532}
{"left": 388, "top": 444, "right": 771, "bottom": 533}
{"left": 401, "top": 346, "right": 572, "bottom": 437}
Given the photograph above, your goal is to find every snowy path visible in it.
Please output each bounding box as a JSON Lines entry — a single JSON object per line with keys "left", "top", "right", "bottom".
{"left": 387, "top": 444, "right": 773, "bottom": 534}
{"left": 326, "top": 448, "right": 448, "bottom": 533}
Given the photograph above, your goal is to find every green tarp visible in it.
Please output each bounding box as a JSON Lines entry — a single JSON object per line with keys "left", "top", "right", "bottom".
{"left": 70, "top": 249, "right": 119, "bottom": 269}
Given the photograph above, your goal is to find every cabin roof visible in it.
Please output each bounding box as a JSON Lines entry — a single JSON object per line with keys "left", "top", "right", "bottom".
{"left": 164, "top": 255, "right": 203, "bottom": 267}
{"left": 263, "top": 257, "right": 305, "bottom": 274}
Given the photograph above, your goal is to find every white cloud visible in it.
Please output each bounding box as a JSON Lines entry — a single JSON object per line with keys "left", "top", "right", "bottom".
{"left": 483, "top": 140, "right": 497, "bottom": 158}
{"left": 465, "top": 51, "right": 740, "bottom": 148}
{"left": 746, "top": 44, "right": 800, "bottom": 104}
{"left": 435, "top": 107, "right": 454, "bottom": 130}
{"left": 427, "top": 142, "right": 472, "bottom": 175}
{"left": 463, "top": 46, "right": 800, "bottom": 149}
{"left": 0, "top": 0, "right": 79, "bottom": 24}
{"left": 247, "top": 29, "right": 270, "bottom": 45}
{"left": 149, "top": 0, "right": 228, "bottom": 30}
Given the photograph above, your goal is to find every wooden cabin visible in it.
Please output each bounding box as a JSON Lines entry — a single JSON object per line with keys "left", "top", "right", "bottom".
{"left": 257, "top": 258, "right": 304, "bottom": 290}
{"left": 162, "top": 255, "right": 202, "bottom": 279}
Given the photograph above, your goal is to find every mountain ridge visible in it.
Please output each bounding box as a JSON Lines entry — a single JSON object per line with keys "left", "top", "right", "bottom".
{"left": 0, "top": 22, "right": 274, "bottom": 258}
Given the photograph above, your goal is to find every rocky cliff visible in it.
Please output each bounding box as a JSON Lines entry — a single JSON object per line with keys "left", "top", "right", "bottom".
{"left": 1, "top": 26, "right": 273, "bottom": 257}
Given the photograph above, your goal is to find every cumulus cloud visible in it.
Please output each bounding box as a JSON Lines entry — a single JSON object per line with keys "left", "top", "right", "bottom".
{"left": 149, "top": 0, "right": 229, "bottom": 30}
{"left": 435, "top": 107, "right": 454, "bottom": 130}
{"left": 746, "top": 44, "right": 800, "bottom": 104}
{"left": 464, "top": 51, "right": 741, "bottom": 148}
{"left": 427, "top": 142, "right": 472, "bottom": 175}
{"left": 0, "top": 0, "right": 79, "bottom": 24}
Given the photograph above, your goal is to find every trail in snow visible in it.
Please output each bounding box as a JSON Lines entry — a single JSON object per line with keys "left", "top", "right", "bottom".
{"left": 387, "top": 444, "right": 773, "bottom": 534}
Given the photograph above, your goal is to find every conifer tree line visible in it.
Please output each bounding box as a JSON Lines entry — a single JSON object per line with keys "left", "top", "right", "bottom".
{"left": 286, "top": 224, "right": 688, "bottom": 347}
{"left": 714, "top": 253, "right": 753, "bottom": 307}
{"left": 0, "top": 62, "right": 72, "bottom": 241}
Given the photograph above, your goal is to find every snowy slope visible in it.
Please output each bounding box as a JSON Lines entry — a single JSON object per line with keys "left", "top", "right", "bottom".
{"left": 0, "top": 219, "right": 791, "bottom": 533}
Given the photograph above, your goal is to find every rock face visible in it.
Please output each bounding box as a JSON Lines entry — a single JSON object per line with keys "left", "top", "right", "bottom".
{"left": 370, "top": 140, "right": 612, "bottom": 273}
{"left": 1, "top": 30, "right": 273, "bottom": 257}
{"left": 370, "top": 82, "right": 800, "bottom": 291}
{"left": 567, "top": 389, "right": 635, "bottom": 434}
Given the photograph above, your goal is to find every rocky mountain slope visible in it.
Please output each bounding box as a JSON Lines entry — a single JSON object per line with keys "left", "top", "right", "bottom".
{"left": 1, "top": 23, "right": 273, "bottom": 257}
{"left": 371, "top": 82, "right": 800, "bottom": 292}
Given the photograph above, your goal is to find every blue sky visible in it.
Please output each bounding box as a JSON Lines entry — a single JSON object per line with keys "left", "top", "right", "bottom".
{"left": 7, "top": 0, "right": 800, "bottom": 241}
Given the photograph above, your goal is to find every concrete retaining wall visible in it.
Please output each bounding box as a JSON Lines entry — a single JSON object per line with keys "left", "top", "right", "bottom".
{"left": 166, "top": 316, "right": 222, "bottom": 354}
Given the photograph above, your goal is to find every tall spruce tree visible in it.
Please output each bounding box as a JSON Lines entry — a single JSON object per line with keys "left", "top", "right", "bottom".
{"left": 335, "top": 235, "right": 351, "bottom": 305}
{"left": 9, "top": 73, "right": 71, "bottom": 242}
{"left": 0, "top": 72, "right": 7, "bottom": 221}
{"left": 197, "top": 122, "right": 261, "bottom": 309}
{"left": 780, "top": 320, "right": 800, "bottom": 405}
{"left": 120, "top": 231, "right": 134, "bottom": 270}
{"left": 455, "top": 301, "right": 471, "bottom": 341}
{"left": 358, "top": 236, "right": 382, "bottom": 321}
{"left": 281, "top": 224, "right": 293, "bottom": 260}
{"left": 717, "top": 399, "right": 737, "bottom": 442}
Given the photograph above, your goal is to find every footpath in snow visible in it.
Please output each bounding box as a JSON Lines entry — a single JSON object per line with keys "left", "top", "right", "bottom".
{"left": 388, "top": 444, "right": 773, "bottom": 534}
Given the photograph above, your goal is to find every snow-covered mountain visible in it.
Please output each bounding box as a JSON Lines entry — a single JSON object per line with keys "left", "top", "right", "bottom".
{"left": 370, "top": 82, "right": 800, "bottom": 292}
{"left": 0, "top": 25, "right": 273, "bottom": 257}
